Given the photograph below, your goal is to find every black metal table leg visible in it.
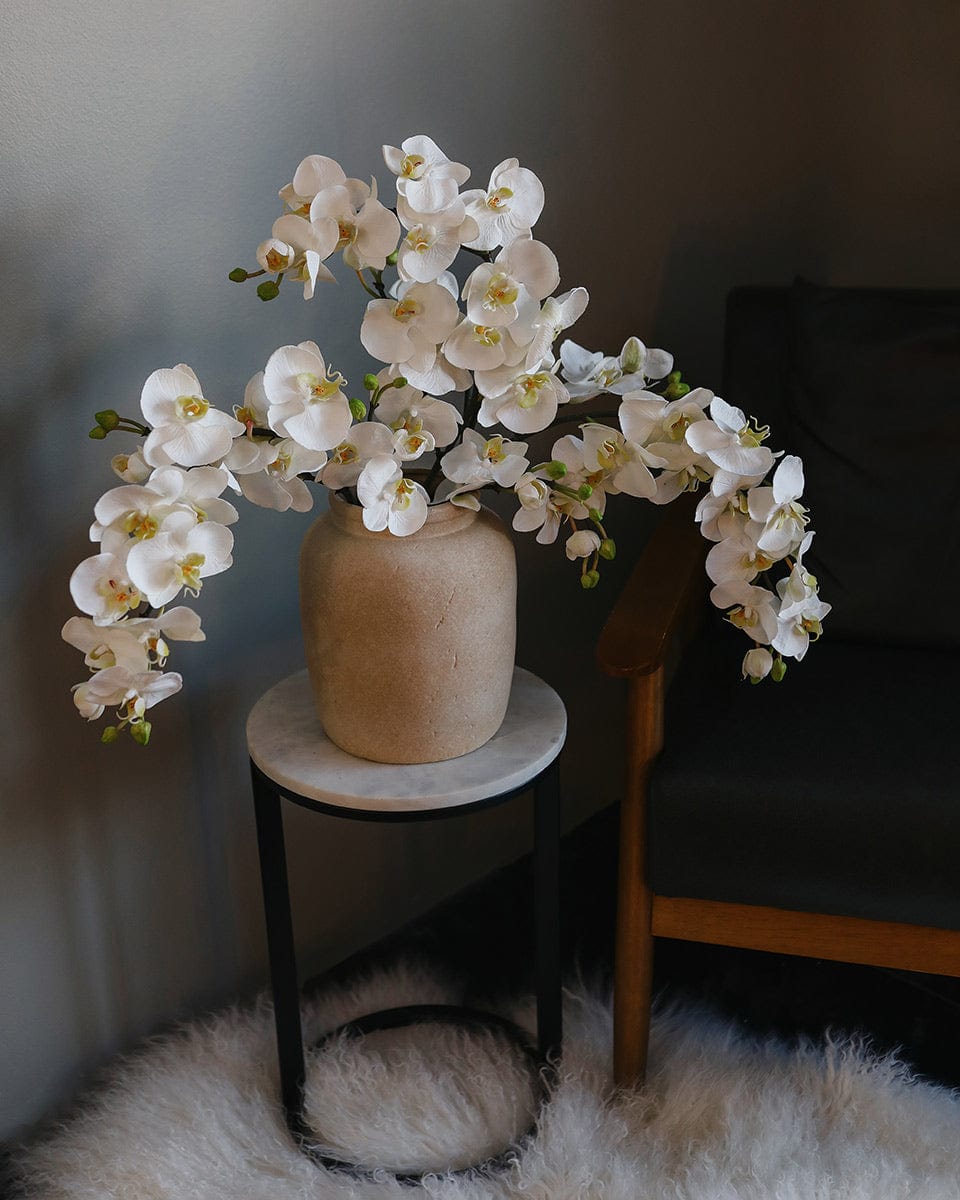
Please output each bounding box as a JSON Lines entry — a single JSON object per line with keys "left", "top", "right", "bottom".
{"left": 534, "top": 757, "right": 562, "bottom": 1060}
{"left": 250, "top": 764, "right": 306, "bottom": 1139}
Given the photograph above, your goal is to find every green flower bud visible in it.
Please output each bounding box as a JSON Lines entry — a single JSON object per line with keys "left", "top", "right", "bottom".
{"left": 392, "top": 376, "right": 408, "bottom": 389}
{"left": 228, "top": 267, "right": 248, "bottom": 283}
{"left": 749, "top": 675, "right": 762, "bottom": 686}
{"left": 129, "top": 720, "right": 152, "bottom": 746}
{"left": 771, "top": 657, "right": 787, "bottom": 682}
{"left": 95, "top": 409, "right": 120, "bottom": 430}
{"left": 386, "top": 248, "right": 399, "bottom": 266}
{"left": 588, "top": 508, "right": 603, "bottom": 523}
{"left": 577, "top": 483, "right": 593, "bottom": 501}
{"left": 545, "top": 460, "right": 567, "bottom": 480}
{"left": 599, "top": 538, "right": 616, "bottom": 560}
{"left": 256, "top": 280, "right": 280, "bottom": 302}
{"left": 100, "top": 725, "right": 120, "bottom": 744}
{"left": 620, "top": 336, "right": 642, "bottom": 376}
{"left": 349, "top": 397, "right": 367, "bottom": 421}
{"left": 88, "top": 426, "right": 108, "bottom": 440}
{"left": 664, "top": 375, "right": 690, "bottom": 401}
{"left": 362, "top": 373, "right": 379, "bottom": 392}
{"left": 580, "top": 568, "right": 601, "bottom": 589}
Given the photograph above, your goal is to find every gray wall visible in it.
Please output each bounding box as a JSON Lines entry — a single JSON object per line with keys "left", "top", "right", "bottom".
{"left": 2, "top": 0, "right": 957, "bottom": 1142}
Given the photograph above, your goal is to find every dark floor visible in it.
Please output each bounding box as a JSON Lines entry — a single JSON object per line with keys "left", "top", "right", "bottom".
{"left": 307, "top": 799, "right": 960, "bottom": 1094}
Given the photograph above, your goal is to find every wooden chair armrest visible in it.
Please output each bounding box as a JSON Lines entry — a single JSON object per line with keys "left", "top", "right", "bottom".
{"left": 597, "top": 497, "right": 708, "bottom": 678}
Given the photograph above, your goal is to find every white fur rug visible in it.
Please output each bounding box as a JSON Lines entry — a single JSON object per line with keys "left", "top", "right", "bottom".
{"left": 13, "top": 961, "right": 960, "bottom": 1199}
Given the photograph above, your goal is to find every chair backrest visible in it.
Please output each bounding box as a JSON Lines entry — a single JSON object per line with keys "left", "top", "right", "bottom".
{"left": 720, "top": 279, "right": 960, "bottom": 650}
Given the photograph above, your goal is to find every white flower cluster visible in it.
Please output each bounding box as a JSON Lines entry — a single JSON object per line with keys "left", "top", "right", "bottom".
{"left": 64, "top": 134, "right": 829, "bottom": 742}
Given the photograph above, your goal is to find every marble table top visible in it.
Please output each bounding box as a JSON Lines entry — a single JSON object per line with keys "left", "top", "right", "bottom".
{"left": 246, "top": 666, "right": 567, "bottom": 814}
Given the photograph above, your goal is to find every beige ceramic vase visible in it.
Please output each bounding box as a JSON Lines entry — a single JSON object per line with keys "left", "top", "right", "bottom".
{"left": 299, "top": 495, "right": 517, "bottom": 764}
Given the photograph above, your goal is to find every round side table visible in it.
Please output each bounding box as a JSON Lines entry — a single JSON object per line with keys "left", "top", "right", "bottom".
{"left": 246, "top": 665, "right": 566, "bottom": 1181}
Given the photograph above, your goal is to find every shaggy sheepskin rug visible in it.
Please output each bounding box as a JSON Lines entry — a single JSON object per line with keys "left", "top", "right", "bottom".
{"left": 12, "top": 961, "right": 960, "bottom": 1199}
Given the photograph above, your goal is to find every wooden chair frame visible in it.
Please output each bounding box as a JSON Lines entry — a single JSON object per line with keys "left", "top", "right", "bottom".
{"left": 597, "top": 501, "right": 960, "bottom": 1087}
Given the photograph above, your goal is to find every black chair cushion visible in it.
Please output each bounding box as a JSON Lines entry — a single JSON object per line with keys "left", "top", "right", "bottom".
{"left": 648, "top": 622, "right": 960, "bottom": 929}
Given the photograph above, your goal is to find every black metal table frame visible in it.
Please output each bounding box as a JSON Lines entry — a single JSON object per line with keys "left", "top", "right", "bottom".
{"left": 250, "top": 754, "right": 562, "bottom": 1178}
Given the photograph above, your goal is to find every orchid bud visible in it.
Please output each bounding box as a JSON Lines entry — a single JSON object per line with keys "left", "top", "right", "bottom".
{"left": 545, "top": 461, "right": 567, "bottom": 480}
{"left": 580, "top": 569, "right": 601, "bottom": 590}
{"left": 100, "top": 725, "right": 120, "bottom": 744}
{"left": 256, "top": 281, "right": 280, "bottom": 302}
{"left": 362, "top": 373, "right": 379, "bottom": 392}
{"left": 95, "top": 409, "right": 120, "bottom": 430}
{"left": 599, "top": 538, "right": 616, "bottom": 560}
{"left": 88, "top": 426, "right": 108, "bottom": 440}
{"left": 664, "top": 371, "right": 690, "bottom": 401}
{"left": 588, "top": 508, "right": 603, "bottom": 523}
{"left": 129, "top": 720, "right": 152, "bottom": 746}
{"left": 349, "top": 398, "right": 367, "bottom": 421}
{"left": 621, "top": 336, "right": 642, "bottom": 375}
{"left": 392, "top": 376, "right": 408, "bottom": 389}
{"left": 771, "top": 657, "right": 787, "bottom": 682}
{"left": 577, "top": 483, "right": 593, "bottom": 501}
{"left": 228, "top": 268, "right": 248, "bottom": 283}
{"left": 386, "top": 248, "right": 399, "bottom": 266}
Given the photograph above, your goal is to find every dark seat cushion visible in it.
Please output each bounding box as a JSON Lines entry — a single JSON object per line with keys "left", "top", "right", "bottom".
{"left": 649, "top": 622, "right": 960, "bottom": 929}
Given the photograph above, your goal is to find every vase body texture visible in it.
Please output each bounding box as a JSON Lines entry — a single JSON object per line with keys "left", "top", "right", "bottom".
{"left": 299, "top": 497, "right": 517, "bottom": 764}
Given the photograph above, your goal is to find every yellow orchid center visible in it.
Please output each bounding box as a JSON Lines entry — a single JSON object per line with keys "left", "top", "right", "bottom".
{"left": 739, "top": 418, "right": 770, "bottom": 448}
{"left": 483, "top": 436, "right": 506, "bottom": 463}
{"left": 403, "top": 434, "right": 428, "bottom": 455}
{"left": 176, "top": 553, "right": 206, "bottom": 593}
{"left": 390, "top": 409, "right": 423, "bottom": 434}
{"left": 176, "top": 394, "right": 209, "bottom": 421}
{"left": 268, "top": 451, "right": 291, "bottom": 478}
{"left": 473, "top": 325, "right": 502, "bottom": 346}
{"left": 392, "top": 298, "right": 421, "bottom": 323}
{"left": 400, "top": 153, "right": 426, "bottom": 178}
{"left": 405, "top": 226, "right": 435, "bottom": 253}
{"left": 665, "top": 412, "right": 691, "bottom": 442}
{"left": 482, "top": 271, "right": 519, "bottom": 312}
{"left": 393, "top": 477, "right": 416, "bottom": 508}
{"left": 333, "top": 441, "right": 359, "bottom": 465}
{"left": 123, "top": 511, "right": 158, "bottom": 540}
{"left": 596, "top": 436, "right": 623, "bottom": 470}
{"left": 297, "top": 369, "right": 344, "bottom": 401}
{"left": 235, "top": 405, "right": 260, "bottom": 428}
{"left": 100, "top": 577, "right": 141, "bottom": 617}
{"left": 516, "top": 373, "right": 549, "bottom": 409}
{"left": 336, "top": 220, "right": 357, "bottom": 250}
{"left": 265, "top": 247, "right": 292, "bottom": 272}
{"left": 727, "top": 605, "right": 759, "bottom": 632}
{"left": 486, "top": 186, "right": 514, "bottom": 210}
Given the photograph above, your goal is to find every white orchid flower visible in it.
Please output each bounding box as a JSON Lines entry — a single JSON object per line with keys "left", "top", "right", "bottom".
{"left": 560, "top": 337, "right": 674, "bottom": 401}
{"left": 256, "top": 237, "right": 297, "bottom": 275}
{"left": 512, "top": 473, "right": 561, "bottom": 544}
{"left": 70, "top": 547, "right": 142, "bottom": 624}
{"left": 476, "top": 364, "right": 570, "bottom": 435}
{"left": 320, "top": 423, "right": 396, "bottom": 491}
{"left": 462, "top": 239, "right": 559, "bottom": 329}
{"left": 140, "top": 365, "right": 244, "bottom": 469}
{"left": 110, "top": 449, "right": 151, "bottom": 483}
{"left": 461, "top": 158, "right": 545, "bottom": 251}
{"left": 580, "top": 425, "right": 664, "bottom": 500}
{"left": 619, "top": 387, "right": 713, "bottom": 448}
{"left": 279, "top": 154, "right": 365, "bottom": 215}
{"left": 62, "top": 607, "right": 204, "bottom": 673}
{"left": 439, "top": 430, "right": 529, "bottom": 508}
{"left": 443, "top": 298, "right": 540, "bottom": 372}
{"left": 268, "top": 216, "right": 338, "bottom": 292}
{"left": 742, "top": 646, "right": 774, "bottom": 681}
{"left": 382, "top": 135, "right": 470, "bottom": 215}
{"left": 772, "top": 538, "right": 831, "bottom": 660}
{"left": 395, "top": 194, "right": 479, "bottom": 283}
{"left": 748, "top": 455, "right": 809, "bottom": 557}
{"left": 356, "top": 455, "right": 429, "bottom": 536}
{"left": 706, "top": 533, "right": 778, "bottom": 585}
{"left": 263, "top": 341, "right": 352, "bottom": 453}
{"left": 310, "top": 184, "right": 401, "bottom": 272}
{"left": 522, "top": 289, "right": 590, "bottom": 371}
{"left": 126, "top": 511, "right": 233, "bottom": 607}
{"left": 695, "top": 490, "right": 758, "bottom": 543}
{"left": 565, "top": 529, "right": 601, "bottom": 561}
{"left": 709, "top": 580, "right": 780, "bottom": 644}
{"left": 373, "top": 373, "right": 462, "bottom": 449}
{"left": 360, "top": 280, "right": 460, "bottom": 367}
{"left": 684, "top": 397, "right": 776, "bottom": 487}
{"left": 396, "top": 348, "right": 471, "bottom": 398}
{"left": 71, "top": 666, "right": 182, "bottom": 722}
{"left": 239, "top": 439, "right": 327, "bottom": 513}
